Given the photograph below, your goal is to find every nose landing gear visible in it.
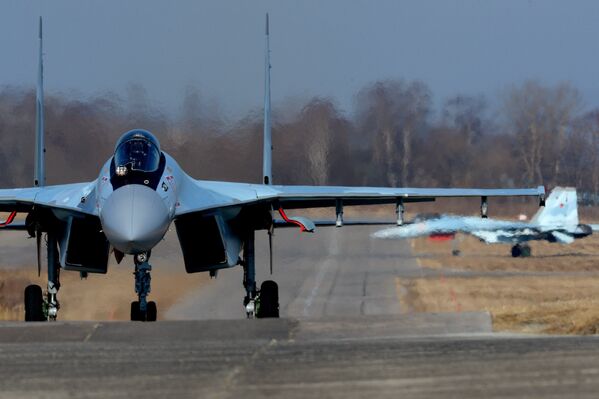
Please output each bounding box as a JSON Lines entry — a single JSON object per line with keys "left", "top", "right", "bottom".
{"left": 130, "top": 252, "right": 157, "bottom": 321}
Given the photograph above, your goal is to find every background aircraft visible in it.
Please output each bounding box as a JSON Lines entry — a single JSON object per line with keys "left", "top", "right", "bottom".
{"left": 373, "top": 187, "right": 592, "bottom": 257}
{"left": 0, "top": 16, "right": 544, "bottom": 321}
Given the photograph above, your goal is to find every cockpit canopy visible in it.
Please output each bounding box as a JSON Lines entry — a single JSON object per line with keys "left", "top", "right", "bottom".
{"left": 114, "top": 130, "right": 161, "bottom": 173}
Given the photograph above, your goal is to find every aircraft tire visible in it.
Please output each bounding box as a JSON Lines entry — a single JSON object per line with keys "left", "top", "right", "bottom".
{"left": 130, "top": 301, "right": 141, "bottom": 321}
{"left": 24, "top": 284, "right": 45, "bottom": 322}
{"left": 257, "top": 280, "right": 279, "bottom": 318}
{"left": 521, "top": 245, "right": 532, "bottom": 257}
{"left": 511, "top": 245, "right": 521, "bottom": 258}
{"left": 146, "top": 301, "right": 157, "bottom": 322}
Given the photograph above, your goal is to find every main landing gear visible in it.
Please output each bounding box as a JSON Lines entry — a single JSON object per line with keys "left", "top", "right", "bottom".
{"left": 242, "top": 231, "right": 279, "bottom": 319}
{"left": 511, "top": 243, "right": 532, "bottom": 258}
{"left": 24, "top": 231, "right": 61, "bottom": 322}
{"left": 130, "top": 252, "right": 157, "bottom": 321}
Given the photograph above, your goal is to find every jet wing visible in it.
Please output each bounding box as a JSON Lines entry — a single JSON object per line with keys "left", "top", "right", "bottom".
{"left": 372, "top": 216, "right": 535, "bottom": 240}
{"left": 0, "top": 182, "right": 98, "bottom": 218}
{"left": 269, "top": 185, "right": 545, "bottom": 208}
{"left": 176, "top": 179, "right": 545, "bottom": 216}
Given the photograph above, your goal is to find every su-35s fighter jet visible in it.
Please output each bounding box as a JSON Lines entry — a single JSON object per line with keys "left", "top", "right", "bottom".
{"left": 373, "top": 187, "right": 592, "bottom": 258}
{"left": 0, "top": 16, "right": 544, "bottom": 321}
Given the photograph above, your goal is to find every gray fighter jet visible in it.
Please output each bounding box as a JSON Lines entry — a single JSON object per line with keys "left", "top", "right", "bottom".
{"left": 0, "top": 17, "right": 545, "bottom": 321}
{"left": 373, "top": 187, "right": 593, "bottom": 257}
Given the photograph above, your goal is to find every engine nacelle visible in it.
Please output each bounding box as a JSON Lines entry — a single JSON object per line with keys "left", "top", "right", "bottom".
{"left": 175, "top": 213, "right": 241, "bottom": 273}
{"left": 60, "top": 216, "right": 110, "bottom": 274}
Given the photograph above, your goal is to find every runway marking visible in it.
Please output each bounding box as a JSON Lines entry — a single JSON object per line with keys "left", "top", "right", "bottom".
{"left": 83, "top": 322, "right": 100, "bottom": 342}
{"left": 302, "top": 231, "right": 339, "bottom": 317}
{"left": 303, "top": 258, "right": 331, "bottom": 317}
{"left": 439, "top": 274, "right": 462, "bottom": 312}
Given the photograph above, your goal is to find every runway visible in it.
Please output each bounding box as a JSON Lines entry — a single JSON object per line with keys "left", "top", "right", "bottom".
{"left": 1, "top": 226, "right": 598, "bottom": 398}
{"left": 167, "top": 226, "right": 424, "bottom": 319}
{"left": 1, "top": 317, "right": 599, "bottom": 398}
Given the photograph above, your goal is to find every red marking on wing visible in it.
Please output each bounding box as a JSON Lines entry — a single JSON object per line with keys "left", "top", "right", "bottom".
{"left": 0, "top": 211, "right": 17, "bottom": 227}
{"left": 278, "top": 208, "right": 307, "bottom": 232}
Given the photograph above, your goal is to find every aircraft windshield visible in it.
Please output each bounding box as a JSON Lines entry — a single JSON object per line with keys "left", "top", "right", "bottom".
{"left": 114, "top": 138, "right": 160, "bottom": 173}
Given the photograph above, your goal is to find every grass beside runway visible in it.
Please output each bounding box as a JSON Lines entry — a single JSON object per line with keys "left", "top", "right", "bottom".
{"left": 403, "top": 234, "right": 599, "bottom": 334}
{"left": 397, "top": 276, "right": 599, "bottom": 334}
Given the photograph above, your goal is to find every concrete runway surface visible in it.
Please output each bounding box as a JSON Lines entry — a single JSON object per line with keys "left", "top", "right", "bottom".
{"left": 2, "top": 226, "right": 599, "bottom": 398}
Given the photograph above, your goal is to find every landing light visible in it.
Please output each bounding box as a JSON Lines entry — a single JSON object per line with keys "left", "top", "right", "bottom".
{"left": 116, "top": 165, "right": 127, "bottom": 176}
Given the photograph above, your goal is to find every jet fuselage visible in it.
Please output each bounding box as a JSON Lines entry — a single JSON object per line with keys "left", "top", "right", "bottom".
{"left": 97, "top": 129, "right": 182, "bottom": 254}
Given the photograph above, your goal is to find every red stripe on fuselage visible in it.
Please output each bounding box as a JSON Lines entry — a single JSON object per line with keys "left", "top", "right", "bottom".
{"left": 428, "top": 233, "right": 455, "bottom": 241}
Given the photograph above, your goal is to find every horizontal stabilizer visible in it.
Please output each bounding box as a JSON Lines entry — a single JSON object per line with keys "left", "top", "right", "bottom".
{"left": 550, "top": 231, "right": 575, "bottom": 244}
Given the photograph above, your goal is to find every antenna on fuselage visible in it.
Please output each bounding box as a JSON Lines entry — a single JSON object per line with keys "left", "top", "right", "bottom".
{"left": 262, "top": 13, "right": 272, "bottom": 185}
{"left": 34, "top": 16, "right": 45, "bottom": 187}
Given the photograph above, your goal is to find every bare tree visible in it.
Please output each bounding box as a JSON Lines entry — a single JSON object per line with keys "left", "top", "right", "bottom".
{"left": 502, "top": 81, "right": 580, "bottom": 186}
{"left": 440, "top": 95, "right": 488, "bottom": 186}
{"left": 355, "top": 80, "right": 431, "bottom": 187}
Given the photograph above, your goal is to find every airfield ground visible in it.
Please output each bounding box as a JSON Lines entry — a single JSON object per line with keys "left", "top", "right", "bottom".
{"left": 1, "top": 222, "right": 599, "bottom": 397}
{"left": 1, "top": 214, "right": 599, "bottom": 334}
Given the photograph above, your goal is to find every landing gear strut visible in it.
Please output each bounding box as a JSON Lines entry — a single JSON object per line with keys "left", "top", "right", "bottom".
{"left": 242, "top": 230, "right": 279, "bottom": 319}
{"left": 24, "top": 231, "right": 61, "bottom": 322}
{"left": 46, "top": 232, "right": 60, "bottom": 320}
{"left": 130, "top": 252, "right": 157, "bottom": 321}
{"left": 243, "top": 231, "right": 257, "bottom": 318}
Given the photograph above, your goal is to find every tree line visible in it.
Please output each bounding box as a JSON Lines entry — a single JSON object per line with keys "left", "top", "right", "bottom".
{"left": 1, "top": 79, "right": 598, "bottom": 200}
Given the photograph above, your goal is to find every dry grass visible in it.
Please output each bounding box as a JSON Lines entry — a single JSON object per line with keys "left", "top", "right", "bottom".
{"left": 412, "top": 234, "right": 599, "bottom": 272}
{"left": 407, "top": 229, "right": 599, "bottom": 334}
{"left": 398, "top": 276, "right": 599, "bottom": 334}
{"left": 0, "top": 267, "right": 208, "bottom": 321}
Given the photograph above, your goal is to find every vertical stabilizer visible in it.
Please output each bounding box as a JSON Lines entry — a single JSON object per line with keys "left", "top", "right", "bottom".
{"left": 262, "top": 13, "right": 272, "bottom": 185}
{"left": 532, "top": 187, "right": 579, "bottom": 227}
{"left": 34, "top": 16, "right": 45, "bottom": 187}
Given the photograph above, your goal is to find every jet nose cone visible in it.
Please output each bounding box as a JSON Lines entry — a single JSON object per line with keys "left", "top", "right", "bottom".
{"left": 100, "top": 184, "right": 170, "bottom": 254}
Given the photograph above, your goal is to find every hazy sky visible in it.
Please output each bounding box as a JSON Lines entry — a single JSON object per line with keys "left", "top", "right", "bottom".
{"left": 2, "top": 1, "right": 599, "bottom": 118}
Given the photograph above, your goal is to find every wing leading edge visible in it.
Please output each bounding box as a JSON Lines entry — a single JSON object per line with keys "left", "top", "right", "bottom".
{"left": 0, "top": 182, "right": 97, "bottom": 217}
{"left": 176, "top": 178, "right": 545, "bottom": 216}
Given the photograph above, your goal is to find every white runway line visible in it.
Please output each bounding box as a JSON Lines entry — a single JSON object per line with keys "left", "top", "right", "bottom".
{"left": 302, "top": 230, "right": 340, "bottom": 317}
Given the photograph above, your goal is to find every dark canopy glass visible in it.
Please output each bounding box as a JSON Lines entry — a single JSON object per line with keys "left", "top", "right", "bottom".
{"left": 114, "top": 130, "right": 161, "bottom": 172}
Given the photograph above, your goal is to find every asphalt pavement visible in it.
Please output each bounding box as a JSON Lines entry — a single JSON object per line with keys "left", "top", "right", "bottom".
{"left": 1, "top": 317, "right": 599, "bottom": 398}
{"left": 167, "top": 226, "right": 423, "bottom": 319}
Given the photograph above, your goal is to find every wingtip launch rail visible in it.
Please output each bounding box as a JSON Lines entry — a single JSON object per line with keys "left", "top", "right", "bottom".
{"left": 262, "top": 13, "right": 272, "bottom": 185}
{"left": 34, "top": 16, "right": 45, "bottom": 188}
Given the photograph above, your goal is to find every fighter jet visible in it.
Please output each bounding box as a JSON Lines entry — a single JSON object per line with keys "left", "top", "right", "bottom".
{"left": 373, "top": 187, "right": 592, "bottom": 257}
{"left": 0, "top": 17, "right": 545, "bottom": 321}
